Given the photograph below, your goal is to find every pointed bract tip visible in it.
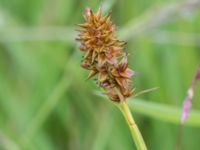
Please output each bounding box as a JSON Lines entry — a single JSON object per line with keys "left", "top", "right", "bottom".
{"left": 87, "top": 70, "right": 98, "bottom": 79}
{"left": 96, "top": 6, "right": 102, "bottom": 19}
{"left": 84, "top": 7, "right": 91, "bottom": 17}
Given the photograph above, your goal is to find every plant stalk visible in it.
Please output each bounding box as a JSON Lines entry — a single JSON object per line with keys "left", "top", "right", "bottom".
{"left": 115, "top": 88, "right": 147, "bottom": 150}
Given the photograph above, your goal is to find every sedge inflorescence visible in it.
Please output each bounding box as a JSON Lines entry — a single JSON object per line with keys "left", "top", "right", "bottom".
{"left": 77, "top": 7, "right": 134, "bottom": 102}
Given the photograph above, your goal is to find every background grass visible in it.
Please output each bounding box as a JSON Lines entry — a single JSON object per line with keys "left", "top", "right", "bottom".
{"left": 0, "top": 0, "right": 200, "bottom": 149}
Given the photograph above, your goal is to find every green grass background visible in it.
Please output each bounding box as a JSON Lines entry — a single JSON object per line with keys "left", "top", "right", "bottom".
{"left": 0, "top": 0, "right": 200, "bottom": 149}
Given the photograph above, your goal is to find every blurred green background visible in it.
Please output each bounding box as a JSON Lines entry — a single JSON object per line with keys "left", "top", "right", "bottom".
{"left": 0, "top": 0, "right": 200, "bottom": 149}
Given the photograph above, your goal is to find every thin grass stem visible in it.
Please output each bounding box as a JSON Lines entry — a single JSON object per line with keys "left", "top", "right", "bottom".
{"left": 115, "top": 88, "right": 147, "bottom": 150}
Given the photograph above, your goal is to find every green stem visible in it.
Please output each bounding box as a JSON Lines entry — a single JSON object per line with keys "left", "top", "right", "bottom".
{"left": 115, "top": 88, "right": 147, "bottom": 150}
{"left": 118, "top": 101, "right": 147, "bottom": 150}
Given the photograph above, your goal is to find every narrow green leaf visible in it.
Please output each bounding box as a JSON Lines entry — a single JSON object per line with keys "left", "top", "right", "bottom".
{"left": 128, "top": 98, "right": 200, "bottom": 127}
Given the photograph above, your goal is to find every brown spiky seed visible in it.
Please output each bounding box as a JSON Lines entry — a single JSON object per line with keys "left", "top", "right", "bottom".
{"left": 77, "top": 7, "right": 134, "bottom": 102}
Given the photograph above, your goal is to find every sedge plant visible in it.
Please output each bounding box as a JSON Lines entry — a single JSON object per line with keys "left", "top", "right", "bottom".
{"left": 76, "top": 7, "right": 147, "bottom": 150}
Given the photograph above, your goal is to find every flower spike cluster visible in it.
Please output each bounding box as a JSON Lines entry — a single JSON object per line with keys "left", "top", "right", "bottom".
{"left": 77, "top": 7, "right": 134, "bottom": 102}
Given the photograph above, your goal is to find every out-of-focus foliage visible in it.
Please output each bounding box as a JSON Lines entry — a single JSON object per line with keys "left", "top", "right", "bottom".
{"left": 0, "top": 0, "right": 200, "bottom": 150}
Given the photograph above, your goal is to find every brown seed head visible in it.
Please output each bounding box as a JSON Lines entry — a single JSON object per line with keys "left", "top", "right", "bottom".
{"left": 77, "top": 7, "right": 134, "bottom": 102}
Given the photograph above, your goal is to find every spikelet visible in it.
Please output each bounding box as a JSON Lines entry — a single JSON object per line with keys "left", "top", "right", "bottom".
{"left": 77, "top": 7, "right": 134, "bottom": 102}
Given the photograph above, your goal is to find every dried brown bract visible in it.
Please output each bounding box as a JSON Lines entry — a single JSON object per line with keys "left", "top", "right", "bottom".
{"left": 77, "top": 7, "right": 134, "bottom": 102}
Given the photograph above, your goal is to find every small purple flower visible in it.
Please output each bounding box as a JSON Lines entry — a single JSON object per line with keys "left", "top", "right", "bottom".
{"left": 181, "top": 64, "right": 200, "bottom": 124}
{"left": 181, "top": 88, "right": 193, "bottom": 124}
{"left": 195, "top": 65, "right": 200, "bottom": 80}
